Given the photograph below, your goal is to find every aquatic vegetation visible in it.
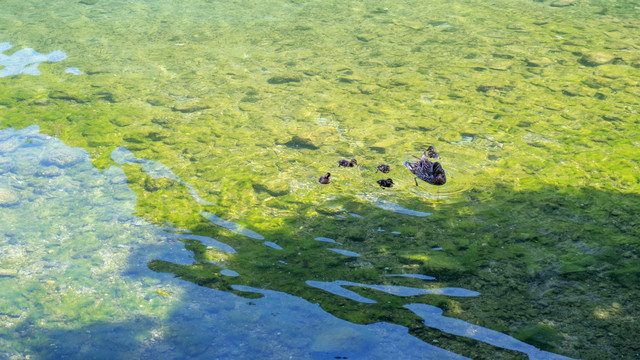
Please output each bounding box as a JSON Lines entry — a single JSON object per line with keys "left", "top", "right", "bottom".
{"left": 0, "top": 0, "right": 639, "bottom": 358}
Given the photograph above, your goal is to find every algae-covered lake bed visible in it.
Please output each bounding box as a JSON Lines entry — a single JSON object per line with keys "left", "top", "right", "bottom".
{"left": 1, "top": 0, "right": 639, "bottom": 359}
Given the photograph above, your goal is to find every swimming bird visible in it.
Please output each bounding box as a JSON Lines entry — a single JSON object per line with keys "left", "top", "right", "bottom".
{"left": 377, "top": 178, "right": 394, "bottom": 188}
{"left": 404, "top": 151, "right": 446, "bottom": 186}
{"left": 376, "top": 164, "right": 390, "bottom": 173}
{"left": 427, "top": 146, "right": 440, "bottom": 159}
{"left": 338, "top": 159, "right": 358, "bottom": 167}
{"left": 318, "top": 172, "right": 331, "bottom": 184}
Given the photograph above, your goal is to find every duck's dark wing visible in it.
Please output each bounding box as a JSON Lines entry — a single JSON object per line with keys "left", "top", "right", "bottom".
{"left": 430, "top": 162, "right": 446, "bottom": 185}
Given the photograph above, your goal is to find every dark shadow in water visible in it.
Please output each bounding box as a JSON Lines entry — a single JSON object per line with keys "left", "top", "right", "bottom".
{"left": 1, "top": 124, "right": 636, "bottom": 359}
{"left": 6, "top": 246, "right": 474, "bottom": 360}
{"left": 139, "top": 179, "right": 640, "bottom": 360}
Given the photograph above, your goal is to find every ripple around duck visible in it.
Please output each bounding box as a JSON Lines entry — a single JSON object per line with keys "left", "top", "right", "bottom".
{"left": 405, "top": 169, "right": 473, "bottom": 204}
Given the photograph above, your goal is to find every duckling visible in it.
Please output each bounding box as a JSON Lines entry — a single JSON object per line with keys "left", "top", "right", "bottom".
{"left": 318, "top": 172, "right": 331, "bottom": 184}
{"left": 377, "top": 178, "right": 394, "bottom": 188}
{"left": 427, "top": 146, "right": 440, "bottom": 159}
{"left": 376, "top": 164, "right": 390, "bottom": 173}
{"left": 338, "top": 158, "right": 358, "bottom": 167}
{"left": 404, "top": 151, "right": 446, "bottom": 186}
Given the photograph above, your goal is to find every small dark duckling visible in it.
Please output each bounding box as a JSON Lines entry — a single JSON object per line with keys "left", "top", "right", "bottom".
{"left": 376, "top": 164, "right": 390, "bottom": 173}
{"left": 427, "top": 146, "right": 440, "bottom": 159}
{"left": 318, "top": 172, "right": 331, "bottom": 184}
{"left": 338, "top": 158, "right": 358, "bottom": 167}
{"left": 377, "top": 178, "right": 394, "bottom": 188}
{"left": 404, "top": 151, "right": 446, "bottom": 186}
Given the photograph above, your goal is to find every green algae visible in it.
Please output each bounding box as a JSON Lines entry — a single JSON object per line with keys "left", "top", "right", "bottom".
{"left": 1, "top": 0, "right": 640, "bottom": 358}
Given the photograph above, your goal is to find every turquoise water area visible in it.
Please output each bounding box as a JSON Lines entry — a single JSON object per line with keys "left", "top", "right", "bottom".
{"left": 1, "top": 0, "right": 639, "bottom": 359}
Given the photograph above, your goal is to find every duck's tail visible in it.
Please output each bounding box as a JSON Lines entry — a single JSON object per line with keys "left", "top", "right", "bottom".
{"left": 404, "top": 161, "right": 414, "bottom": 170}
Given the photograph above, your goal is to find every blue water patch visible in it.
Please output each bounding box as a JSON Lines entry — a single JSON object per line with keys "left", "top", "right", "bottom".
{"left": 432, "top": 247, "right": 443, "bottom": 251}
{"left": 405, "top": 304, "right": 576, "bottom": 360}
{"left": 178, "top": 234, "right": 236, "bottom": 254}
{"left": 111, "top": 147, "right": 214, "bottom": 206}
{"left": 220, "top": 269, "right": 239, "bottom": 277}
{"left": 328, "top": 248, "right": 361, "bottom": 257}
{"left": 264, "top": 241, "right": 282, "bottom": 250}
{"left": 391, "top": 231, "right": 401, "bottom": 234}
{"left": 306, "top": 281, "right": 376, "bottom": 304}
{"left": 386, "top": 274, "right": 436, "bottom": 280}
{"left": 0, "top": 42, "right": 67, "bottom": 77}
{"left": 229, "top": 286, "right": 470, "bottom": 360}
{"left": 374, "top": 200, "right": 432, "bottom": 216}
{"left": 314, "top": 236, "right": 337, "bottom": 243}
{"left": 358, "top": 193, "right": 432, "bottom": 217}
{"left": 306, "top": 280, "right": 479, "bottom": 304}
{"left": 64, "top": 67, "right": 83, "bottom": 75}
{"left": 348, "top": 213, "right": 361, "bottom": 218}
{"left": 200, "top": 210, "right": 265, "bottom": 240}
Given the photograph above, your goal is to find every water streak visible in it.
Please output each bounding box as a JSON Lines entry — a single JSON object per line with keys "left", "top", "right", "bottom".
{"left": 327, "top": 248, "right": 361, "bottom": 257}
{"left": 358, "top": 193, "right": 432, "bottom": 216}
{"left": 386, "top": 274, "right": 436, "bottom": 280}
{"left": 178, "top": 234, "right": 236, "bottom": 254}
{"left": 200, "top": 210, "right": 265, "bottom": 240}
{"left": 306, "top": 280, "right": 479, "bottom": 304}
{"left": 405, "top": 304, "right": 576, "bottom": 360}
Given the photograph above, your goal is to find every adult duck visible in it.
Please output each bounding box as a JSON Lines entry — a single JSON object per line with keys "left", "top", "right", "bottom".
{"left": 404, "top": 150, "right": 446, "bottom": 186}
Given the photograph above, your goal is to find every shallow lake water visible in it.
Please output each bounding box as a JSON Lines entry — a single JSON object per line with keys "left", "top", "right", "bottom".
{"left": 1, "top": 0, "right": 639, "bottom": 359}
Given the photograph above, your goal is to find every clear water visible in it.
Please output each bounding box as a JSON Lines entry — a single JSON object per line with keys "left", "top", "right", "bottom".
{"left": 1, "top": 0, "right": 639, "bottom": 359}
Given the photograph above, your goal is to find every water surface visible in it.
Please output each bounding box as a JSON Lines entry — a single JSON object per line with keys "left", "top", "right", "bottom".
{"left": 1, "top": 0, "right": 639, "bottom": 359}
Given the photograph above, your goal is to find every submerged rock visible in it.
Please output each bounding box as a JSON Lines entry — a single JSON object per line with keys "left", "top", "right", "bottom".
{"left": 0, "top": 188, "right": 19, "bottom": 207}
{"left": 526, "top": 57, "right": 553, "bottom": 67}
{"left": 579, "top": 51, "right": 615, "bottom": 66}
{"left": 171, "top": 102, "right": 210, "bottom": 113}
{"left": 252, "top": 178, "right": 290, "bottom": 197}
{"left": 355, "top": 33, "right": 377, "bottom": 42}
{"left": 49, "top": 90, "right": 86, "bottom": 103}
{"left": 110, "top": 116, "right": 135, "bottom": 127}
{"left": 41, "top": 149, "right": 85, "bottom": 168}
{"left": 35, "top": 166, "right": 63, "bottom": 178}
{"left": 550, "top": 0, "right": 576, "bottom": 7}
{"left": 267, "top": 74, "right": 302, "bottom": 84}
{"left": 282, "top": 135, "right": 319, "bottom": 150}
{"left": 0, "top": 268, "right": 18, "bottom": 277}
